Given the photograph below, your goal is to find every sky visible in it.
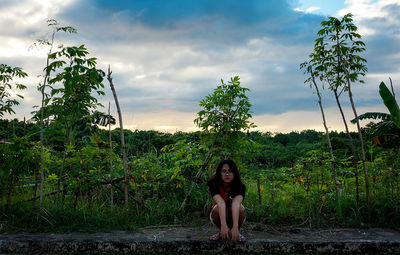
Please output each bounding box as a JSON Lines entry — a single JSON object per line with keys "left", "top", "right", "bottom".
{"left": 1, "top": 0, "right": 399, "bottom": 133}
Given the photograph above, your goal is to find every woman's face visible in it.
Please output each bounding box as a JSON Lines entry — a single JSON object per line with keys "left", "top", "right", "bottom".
{"left": 221, "top": 163, "right": 234, "bottom": 184}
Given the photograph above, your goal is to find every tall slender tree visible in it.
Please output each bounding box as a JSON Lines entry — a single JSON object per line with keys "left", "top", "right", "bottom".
{"left": 32, "top": 19, "right": 77, "bottom": 206}
{"left": 309, "top": 13, "right": 369, "bottom": 211}
{"left": 301, "top": 61, "right": 341, "bottom": 219}
{"left": 43, "top": 44, "right": 106, "bottom": 203}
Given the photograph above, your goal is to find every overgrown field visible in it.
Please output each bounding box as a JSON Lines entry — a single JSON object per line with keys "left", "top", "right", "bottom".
{"left": 1, "top": 121, "right": 399, "bottom": 232}
{"left": 1, "top": 15, "right": 400, "bottom": 233}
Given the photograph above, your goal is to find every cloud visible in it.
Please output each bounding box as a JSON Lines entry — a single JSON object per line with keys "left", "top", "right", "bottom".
{"left": 252, "top": 103, "right": 389, "bottom": 133}
{"left": 337, "top": 0, "right": 400, "bottom": 37}
{"left": 117, "top": 109, "right": 198, "bottom": 133}
{"left": 294, "top": 6, "right": 321, "bottom": 13}
{"left": 1, "top": 0, "right": 399, "bottom": 133}
{"left": 336, "top": 0, "right": 400, "bottom": 75}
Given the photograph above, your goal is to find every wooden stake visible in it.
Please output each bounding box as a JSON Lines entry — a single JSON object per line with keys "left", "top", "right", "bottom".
{"left": 107, "top": 66, "right": 129, "bottom": 208}
{"left": 108, "top": 101, "right": 114, "bottom": 207}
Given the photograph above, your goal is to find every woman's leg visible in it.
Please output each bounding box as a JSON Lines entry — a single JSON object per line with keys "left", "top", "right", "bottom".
{"left": 210, "top": 204, "right": 246, "bottom": 229}
{"left": 210, "top": 204, "right": 221, "bottom": 229}
{"left": 238, "top": 204, "right": 246, "bottom": 229}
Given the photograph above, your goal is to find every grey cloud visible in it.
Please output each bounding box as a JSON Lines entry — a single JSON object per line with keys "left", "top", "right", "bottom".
{"left": 2, "top": 0, "right": 399, "bottom": 132}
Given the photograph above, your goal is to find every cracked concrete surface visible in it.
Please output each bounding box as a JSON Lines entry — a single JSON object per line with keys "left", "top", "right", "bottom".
{"left": 1, "top": 223, "right": 400, "bottom": 254}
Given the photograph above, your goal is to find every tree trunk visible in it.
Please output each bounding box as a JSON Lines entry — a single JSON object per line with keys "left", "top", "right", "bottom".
{"left": 23, "top": 117, "right": 26, "bottom": 136}
{"left": 346, "top": 77, "right": 370, "bottom": 214}
{"left": 257, "top": 177, "right": 262, "bottom": 206}
{"left": 34, "top": 160, "right": 39, "bottom": 200}
{"left": 58, "top": 128, "right": 70, "bottom": 203}
{"left": 311, "top": 76, "right": 341, "bottom": 219}
{"left": 39, "top": 72, "right": 47, "bottom": 207}
{"left": 39, "top": 28, "right": 56, "bottom": 207}
{"left": 333, "top": 88, "right": 360, "bottom": 206}
{"left": 107, "top": 66, "right": 129, "bottom": 208}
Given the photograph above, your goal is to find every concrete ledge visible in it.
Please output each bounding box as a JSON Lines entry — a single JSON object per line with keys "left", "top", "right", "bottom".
{"left": 1, "top": 227, "right": 400, "bottom": 254}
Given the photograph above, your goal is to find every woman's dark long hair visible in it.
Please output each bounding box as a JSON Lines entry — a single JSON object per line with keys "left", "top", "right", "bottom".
{"left": 207, "top": 159, "right": 245, "bottom": 189}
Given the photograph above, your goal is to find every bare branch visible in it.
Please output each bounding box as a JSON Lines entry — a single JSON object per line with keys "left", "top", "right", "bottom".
{"left": 389, "top": 77, "right": 395, "bottom": 100}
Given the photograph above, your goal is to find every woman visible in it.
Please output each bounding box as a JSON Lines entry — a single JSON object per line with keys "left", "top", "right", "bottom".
{"left": 207, "top": 159, "right": 246, "bottom": 243}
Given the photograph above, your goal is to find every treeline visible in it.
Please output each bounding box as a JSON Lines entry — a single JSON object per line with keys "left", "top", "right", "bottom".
{"left": 0, "top": 118, "right": 362, "bottom": 169}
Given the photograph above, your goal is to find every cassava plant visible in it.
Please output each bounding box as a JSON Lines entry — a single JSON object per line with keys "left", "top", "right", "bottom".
{"left": 43, "top": 44, "right": 106, "bottom": 202}
{"left": 179, "top": 76, "right": 255, "bottom": 210}
{"left": 300, "top": 61, "right": 341, "bottom": 219}
{"left": 0, "top": 64, "right": 27, "bottom": 118}
{"left": 308, "top": 13, "right": 369, "bottom": 212}
{"left": 31, "top": 19, "right": 77, "bottom": 206}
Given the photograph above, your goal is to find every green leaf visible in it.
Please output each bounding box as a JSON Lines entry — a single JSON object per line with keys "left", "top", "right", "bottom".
{"left": 379, "top": 81, "right": 400, "bottom": 128}
{"left": 350, "top": 112, "right": 392, "bottom": 124}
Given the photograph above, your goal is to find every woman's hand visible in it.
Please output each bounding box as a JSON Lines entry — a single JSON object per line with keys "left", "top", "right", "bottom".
{"left": 220, "top": 224, "right": 229, "bottom": 240}
{"left": 231, "top": 226, "right": 240, "bottom": 243}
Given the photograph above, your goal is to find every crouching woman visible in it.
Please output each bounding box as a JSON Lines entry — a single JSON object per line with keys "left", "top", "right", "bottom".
{"left": 207, "top": 159, "right": 246, "bottom": 243}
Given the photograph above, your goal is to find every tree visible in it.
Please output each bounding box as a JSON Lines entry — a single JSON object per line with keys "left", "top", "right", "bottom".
{"left": 309, "top": 13, "right": 369, "bottom": 211}
{"left": 195, "top": 76, "right": 255, "bottom": 134}
{"left": 43, "top": 44, "right": 106, "bottom": 201}
{"left": 179, "top": 76, "right": 255, "bottom": 210}
{"left": 32, "top": 19, "right": 77, "bottom": 206}
{"left": 0, "top": 64, "right": 27, "bottom": 118}
{"left": 45, "top": 44, "right": 106, "bottom": 145}
{"left": 195, "top": 76, "right": 255, "bottom": 157}
{"left": 301, "top": 61, "right": 341, "bottom": 219}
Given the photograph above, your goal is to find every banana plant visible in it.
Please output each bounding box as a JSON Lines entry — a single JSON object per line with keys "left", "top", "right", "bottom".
{"left": 352, "top": 81, "right": 400, "bottom": 145}
{"left": 379, "top": 81, "right": 400, "bottom": 128}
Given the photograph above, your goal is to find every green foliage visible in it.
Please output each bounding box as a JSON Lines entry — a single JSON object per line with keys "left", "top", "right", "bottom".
{"left": 352, "top": 82, "right": 400, "bottom": 146}
{"left": 379, "top": 82, "right": 400, "bottom": 128}
{"left": 309, "top": 13, "right": 367, "bottom": 90}
{"left": 0, "top": 137, "right": 43, "bottom": 205}
{"left": 351, "top": 112, "right": 392, "bottom": 123}
{"left": 44, "top": 44, "right": 106, "bottom": 146}
{"left": 0, "top": 64, "right": 27, "bottom": 117}
{"left": 62, "top": 141, "right": 120, "bottom": 192}
{"left": 0, "top": 119, "right": 39, "bottom": 140}
{"left": 1, "top": 127, "right": 400, "bottom": 231}
{"left": 194, "top": 76, "right": 257, "bottom": 172}
{"left": 195, "top": 76, "right": 255, "bottom": 133}
{"left": 128, "top": 139, "right": 207, "bottom": 204}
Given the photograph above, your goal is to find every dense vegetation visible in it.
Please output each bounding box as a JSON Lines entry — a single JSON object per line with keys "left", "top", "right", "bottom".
{"left": 1, "top": 15, "right": 399, "bottom": 232}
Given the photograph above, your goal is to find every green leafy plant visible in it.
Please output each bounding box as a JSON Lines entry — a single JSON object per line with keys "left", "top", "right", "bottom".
{"left": 352, "top": 81, "right": 400, "bottom": 146}
{"left": 195, "top": 76, "right": 255, "bottom": 134}
{"left": 0, "top": 64, "right": 27, "bottom": 118}
{"left": 308, "top": 13, "right": 369, "bottom": 212}
{"left": 194, "top": 75, "right": 256, "bottom": 161}
{"left": 379, "top": 81, "right": 400, "bottom": 128}
{"left": 45, "top": 44, "right": 106, "bottom": 146}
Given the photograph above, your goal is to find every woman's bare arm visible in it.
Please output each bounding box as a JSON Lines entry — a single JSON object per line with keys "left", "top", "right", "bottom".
{"left": 231, "top": 195, "right": 243, "bottom": 242}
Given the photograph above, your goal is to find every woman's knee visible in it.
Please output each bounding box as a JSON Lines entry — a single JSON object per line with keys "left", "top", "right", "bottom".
{"left": 210, "top": 205, "right": 221, "bottom": 227}
{"left": 239, "top": 204, "right": 246, "bottom": 227}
